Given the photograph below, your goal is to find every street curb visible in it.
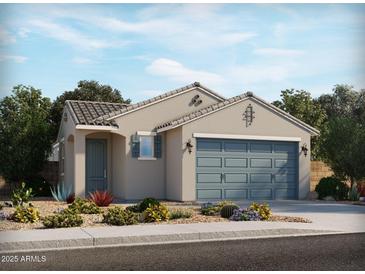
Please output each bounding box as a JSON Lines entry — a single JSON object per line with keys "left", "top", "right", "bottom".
{"left": 0, "top": 228, "right": 338, "bottom": 253}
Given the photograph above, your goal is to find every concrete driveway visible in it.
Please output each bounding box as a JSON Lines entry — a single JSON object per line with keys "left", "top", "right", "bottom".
{"left": 236, "top": 200, "right": 365, "bottom": 233}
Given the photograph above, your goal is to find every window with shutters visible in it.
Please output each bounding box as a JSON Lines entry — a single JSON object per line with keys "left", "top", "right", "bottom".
{"left": 132, "top": 131, "right": 162, "bottom": 160}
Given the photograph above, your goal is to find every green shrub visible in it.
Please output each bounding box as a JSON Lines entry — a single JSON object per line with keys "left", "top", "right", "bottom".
{"left": 216, "top": 200, "right": 236, "bottom": 211}
{"left": 68, "top": 197, "right": 101, "bottom": 214}
{"left": 220, "top": 204, "right": 240, "bottom": 219}
{"left": 103, "top": 206, "right": 139, "bottom": 226}
{"left": 11, "top": 182, "right": 33, "bottom": 206}
{"left": 200, "top": 203, "right": 219, "bottom": 216}
{"left": 169, "top": 208, "right": 193, "bottom": 220}
{"left": 12, "top": 205, "right": 40, "bottom": 223}
{"left": 249, "top": 202, "right": 272, "bottom": 220}
{"left": 139, "top": 197, "right": 160, "bottom": 212}
{"left": 143, "top": 204, "right": 169, "bottom": 223}
{"left": 43, "top": 212, "right": 83, "bottom": 228}
{"left": 26, "top": 177, "right": 52, "bottom": 197}
{"left": 315, "top": 177, "right": 349, "bottom": 200}
{"left": 125, "top": 204, "right": 141, "bottom": 213}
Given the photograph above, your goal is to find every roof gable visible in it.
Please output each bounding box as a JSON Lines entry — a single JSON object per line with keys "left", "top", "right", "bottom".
{"left": 93, "top": 82, "right": 225, "bottom": 123}
{"left": 156, "top": 92, "right": 320, "bottom": 136}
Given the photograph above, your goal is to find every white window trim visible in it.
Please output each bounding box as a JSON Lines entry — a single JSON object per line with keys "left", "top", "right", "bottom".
{"left": 138, "top": 157, "right": 157, "bottom": 161}
{"left": 137, "top": 131, "right": 157, "bottom": 136}
{"left": 192, "top": 133, "right": 301, "bottom": 142}
{"left": 138, "top": 134, "right": 156, "bottom": 160}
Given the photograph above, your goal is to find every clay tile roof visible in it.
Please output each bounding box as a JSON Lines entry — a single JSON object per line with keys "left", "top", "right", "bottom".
{"left": 93, "top": 82, "right": 225, "bottom": 123}
{"left": 66, "top": 100, "right": 128, "bottom": 127}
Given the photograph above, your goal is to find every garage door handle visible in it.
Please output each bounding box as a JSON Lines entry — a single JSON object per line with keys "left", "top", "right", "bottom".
{"left": 221, "top": 173, "right": 225, "bottom": 182}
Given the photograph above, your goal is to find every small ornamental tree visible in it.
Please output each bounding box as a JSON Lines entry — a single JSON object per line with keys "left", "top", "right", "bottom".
{"left": 319, "top": 117, "right": 365, "bottom": 187}
{"left": 0, "top": 85, "right": 52, "bottom": 183}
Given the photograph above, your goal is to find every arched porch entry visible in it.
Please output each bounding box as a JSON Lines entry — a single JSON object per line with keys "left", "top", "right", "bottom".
{"left": 78, "top": 131, "right": 126, "bottom": 197}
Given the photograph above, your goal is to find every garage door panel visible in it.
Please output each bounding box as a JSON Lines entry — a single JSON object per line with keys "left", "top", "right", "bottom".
{"left": 197, "top": 140, "right": 222, "bottom": 151}
{"left": 225, "top": 189, "right": 248, "bottom": 200}
{"left": 197, "top": 157, "right": 222, "bottom": 167}
{"left": 250, "top": 143, "right": 272, "bottom": 153}
{"left": 250, "top": 173, "right": 272, "bottom": 184}
{"left": 197, "top": 189, "right": 222, "bottom": 200}
{"left": 224, "top": 158, "right": 247, "bottom": 168}
{"left": 224, "top": 142, "right": 247, "bottom": 152}
{"left": 274, "top": 159, "right": 296, "bottom": 168}
{"left": 196, "top": 139, "right": 298, "bottom": 200}
{"left": 274, "top": 144, "right": 296, "bottom": 155}
{"left": 275, "top": 173, "right": 296, "bottom": 184}
{"left": 197, "top": 173, "right": 222, "bottom": 183}
{"left": 225, "top": 173, "right": 248, "bottom": 183}
{"left": 275, "top": 188, "right": 296, "bottom": 199}
{"left": 250, "top": 158, "right": 272, "bottom": 168}
{"left": 250, "top": 189, "right": 272, "bottom": 199}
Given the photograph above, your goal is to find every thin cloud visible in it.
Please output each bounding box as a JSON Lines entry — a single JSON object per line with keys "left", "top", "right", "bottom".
{"left": 0, "top": 54, "right": 28, "bottom": 63}
{"left": 254, "top": 48, "right": 304, "bottom": 57}
{"left": 29, "top": 19, "right": 128, "bottom": 50}
{"left": 146, "top": 58, "right": 224, "bottom": 85}
{"left": 0, "top": 27, "right": 16, "bottom": 44}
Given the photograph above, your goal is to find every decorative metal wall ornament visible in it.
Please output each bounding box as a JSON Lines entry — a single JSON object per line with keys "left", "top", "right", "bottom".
{"left": 186, "top": 139, "right": 194, "bottom": 154}
{"left": 301, "top": 143, "right": 308, "bottom": 157}
{"left": 190, "top": 95, "right": 202, "bottom": 106}
{"left": 243, "top": 104, "right": 255, "bottom": 126}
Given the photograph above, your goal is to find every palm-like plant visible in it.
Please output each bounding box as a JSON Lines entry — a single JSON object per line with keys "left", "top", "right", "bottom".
{"left": 89, "top": 191, "right": 113, "bottom": 207}
{"left": 50, "top": 182, "right": 72, "bottom": 202}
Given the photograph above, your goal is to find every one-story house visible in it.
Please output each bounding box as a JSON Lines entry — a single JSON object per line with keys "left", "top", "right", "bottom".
{"left": 57, "top": 82, "right": 319, "bottom": 201}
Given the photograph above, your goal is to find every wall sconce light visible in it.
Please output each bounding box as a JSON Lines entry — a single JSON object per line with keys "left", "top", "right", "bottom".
{"left": 301, "top": 143, "right": 308, "bottom": 157}
{"left": 186, "top": 139, "right": 194, "bottom": 154}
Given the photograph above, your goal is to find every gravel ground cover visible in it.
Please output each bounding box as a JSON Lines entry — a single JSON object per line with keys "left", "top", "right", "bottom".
{"left": 0, "top": 200, "right": 311, "bottom": 231}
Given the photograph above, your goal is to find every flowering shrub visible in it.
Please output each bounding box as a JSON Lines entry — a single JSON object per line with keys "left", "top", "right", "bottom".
{"left": 249, "top": 202, "right": 272, "bottom": 220}
{"left": 229, "top": 208, "right": 261, "bottom": 221}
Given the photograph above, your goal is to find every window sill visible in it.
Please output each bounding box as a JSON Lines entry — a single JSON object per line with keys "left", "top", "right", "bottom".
{"left": 138, "top": 157, "right": 157, "bottom": 161}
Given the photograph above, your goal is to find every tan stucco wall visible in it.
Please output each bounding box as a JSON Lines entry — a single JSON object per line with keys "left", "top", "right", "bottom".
{"left": 178, "top": 98, "right": 312, "bottom": 201}
{"left": 111, "top": 87, "right": 220, "bottom": 199}
{"left": 165, "top": 127, "right": 183, "bottom": 200}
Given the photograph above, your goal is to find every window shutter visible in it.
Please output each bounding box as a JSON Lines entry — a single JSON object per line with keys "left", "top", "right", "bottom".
{"left": 131, "top": 135, "right": 140, "bottom": 158}
{"left": 154, "top": 134, "right": 162, "bottom": 158}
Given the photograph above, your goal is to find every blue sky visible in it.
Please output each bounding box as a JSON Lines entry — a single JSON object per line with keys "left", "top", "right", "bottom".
{"left": 0, "top": 4, "right": 364, "bottom": 102}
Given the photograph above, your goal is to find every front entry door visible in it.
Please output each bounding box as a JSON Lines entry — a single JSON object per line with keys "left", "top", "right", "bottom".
{"left": 86, "top": 139, "right": 107, "bottom": 194}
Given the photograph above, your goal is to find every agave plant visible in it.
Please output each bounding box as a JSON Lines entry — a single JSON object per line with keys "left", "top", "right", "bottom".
{"left": 50, "top": 182, "right": 73, "bottom": 202}
{"left": 89, "top": 191, "right": 113, "bottom": 207}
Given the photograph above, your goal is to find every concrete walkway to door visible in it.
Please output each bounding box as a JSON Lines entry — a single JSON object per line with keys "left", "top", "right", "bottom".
{"left": 236, "top": 200, "right": 365, "bottom": 233}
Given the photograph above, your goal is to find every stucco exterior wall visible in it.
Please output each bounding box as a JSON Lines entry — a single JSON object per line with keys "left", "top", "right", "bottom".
{"left": 165, "top": 127, "right": 183, "bottom": 200}
{"left": 179, "top": 98, "right": 312, "bottom": 201}
{"left": 105, "top": 87, "right": 221, "bottom": 199}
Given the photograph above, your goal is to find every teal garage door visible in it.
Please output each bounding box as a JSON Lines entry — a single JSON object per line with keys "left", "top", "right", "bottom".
{"left": 196, "top": 138, "right": 298, "bottom": 200}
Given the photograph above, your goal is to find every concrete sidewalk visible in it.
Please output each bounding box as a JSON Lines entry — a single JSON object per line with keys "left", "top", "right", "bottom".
{"left": 0, "top": 221, "right": 338, "bottom": 252}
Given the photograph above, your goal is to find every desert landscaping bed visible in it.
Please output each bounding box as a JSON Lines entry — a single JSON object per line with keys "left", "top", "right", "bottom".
{"left": 0, "top": 200, "right": 311, "bottom": 231}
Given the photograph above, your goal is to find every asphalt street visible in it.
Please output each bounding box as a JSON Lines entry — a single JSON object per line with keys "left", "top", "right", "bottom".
{"left": 1, "top": 233, "right": 364, "bottom": 271}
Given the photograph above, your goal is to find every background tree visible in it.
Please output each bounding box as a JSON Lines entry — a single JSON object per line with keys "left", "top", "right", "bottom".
{"left": 319, "top": 117, "right": 365, "bottom": 186}
{"left": 315, "top": 84, "right": 360, "bottom": 120}
{"left": 272, "top": 89, "right": 327, "bottom": 159}
{"left": 0, "top": 85, "right": 52, "bottom": 183}
{"left": 49, "top": 80, "right": 131, "bottom": 140}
